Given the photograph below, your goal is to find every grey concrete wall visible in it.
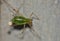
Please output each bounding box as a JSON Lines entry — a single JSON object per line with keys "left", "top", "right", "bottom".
{"left": 1, "top": 0, "right": 60, "bottom": 41}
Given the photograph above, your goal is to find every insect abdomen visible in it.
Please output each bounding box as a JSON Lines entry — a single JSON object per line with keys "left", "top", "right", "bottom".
{"left": 12, "top": 23, "right": 32, "bottom": 30}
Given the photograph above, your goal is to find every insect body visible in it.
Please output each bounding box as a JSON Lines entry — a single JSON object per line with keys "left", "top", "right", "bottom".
{"left": 2, "top": 0, "right": 41, "bottom": 39}
{"left": 8, "top": 16, "right": 32, "bottom": 34}
{"left": 11, "top": 16, "right": 32, "bottom": 26}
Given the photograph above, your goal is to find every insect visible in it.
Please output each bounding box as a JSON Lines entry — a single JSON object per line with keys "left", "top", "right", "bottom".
{"left": 2, "top": 0, "right": 41, "bottom": 39}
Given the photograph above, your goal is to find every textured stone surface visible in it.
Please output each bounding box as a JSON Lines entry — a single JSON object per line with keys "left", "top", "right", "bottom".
{"left": 1, "top": 0, "right": 60, "bottom": 41}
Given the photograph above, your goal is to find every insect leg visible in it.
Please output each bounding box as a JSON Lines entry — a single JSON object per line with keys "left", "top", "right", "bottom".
{"left": 29, "top": 27, "right": 41, "bottom": 40}
{"left": 13, "top": 2, "right": 24, "bottom": 16}
{"left": 1, "top": 0, "right": 17, "bottom": 16}
{"left": 29, "top": 12, "right": 40, "bottom": 20}
{"left": 2, "top": 0, "right": 22, "bottom": 16}
{"left": 17, "top": 24, "right": 26, "bottom": 39}
{"left": 15, "top": 3, "right": 24, "bottom": 16}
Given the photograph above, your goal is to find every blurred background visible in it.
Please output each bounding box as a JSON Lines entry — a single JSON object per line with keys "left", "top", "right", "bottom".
{"left": 0, "top": 0, "right": 60, "bottom": 41}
